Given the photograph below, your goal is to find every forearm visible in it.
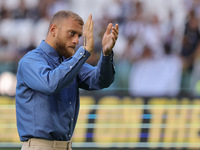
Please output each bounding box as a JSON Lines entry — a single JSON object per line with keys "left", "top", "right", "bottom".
{"left": 78, "top": 51, "right": 115, "bottom": 90}
{"left": 97, "top": 51, "right": 115, "bottom": 88}
{"left": 21, "top": 47, "right": 90, "bottom": 94}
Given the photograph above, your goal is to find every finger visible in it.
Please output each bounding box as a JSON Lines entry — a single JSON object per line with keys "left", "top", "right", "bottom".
{"left": 112, "top": 30, "right": 118, "bottom": 39}
{"left": 115, "top": 24, "right": 119, "bottom": 31}
{"left": 84, "top": 14, "right": 92, "bottom": 30}
{"left": 112, "top": 25, "right": 119, "bottom": 34}
{"left": 106, "top": 23, "right": 113, "bottom": 35}
{"left": 90, "top": 18, "right": 94, "bottom": 32}
{"left": 88, "top": 14, "right": 92, "bottom": 29}
{"left": 84, "top": 17, "right": 89, "bottom": 29}
{"left": 112, "top": 27, "right": 119, "bottom": 36}
{"left": 112, "top": 33, "right": 117, "bottom": 41}
{"left": 112, "top": 26, "right": 119, "bottom": 38}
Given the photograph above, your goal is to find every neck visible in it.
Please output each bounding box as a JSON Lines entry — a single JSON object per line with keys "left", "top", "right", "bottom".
{"left": 45, "top": 36, "right": 56, "bottom": 50}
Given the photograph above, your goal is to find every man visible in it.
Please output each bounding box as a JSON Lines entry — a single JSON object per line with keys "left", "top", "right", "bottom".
{"left": 16, "top": 10, "right": 118, "bottom": 150}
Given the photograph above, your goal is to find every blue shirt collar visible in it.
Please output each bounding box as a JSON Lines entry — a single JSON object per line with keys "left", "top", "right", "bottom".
{"left": 39, "top": 40, "right": 60, "bottom": 62}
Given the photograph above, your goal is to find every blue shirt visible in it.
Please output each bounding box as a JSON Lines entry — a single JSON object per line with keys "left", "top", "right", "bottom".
{"left": 16, "top": 40, "right": 115, "bottom": 141}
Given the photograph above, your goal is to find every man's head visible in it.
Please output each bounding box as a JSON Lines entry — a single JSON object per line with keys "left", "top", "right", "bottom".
{"left": 46, "top": 10, "right": 84, "bottom": 58}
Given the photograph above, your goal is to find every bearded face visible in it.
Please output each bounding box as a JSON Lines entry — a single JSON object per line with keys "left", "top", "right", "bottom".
{"left": 55, "top": 34, "right": 75, "bottom": 59}
{"left": 53, "top": 18, "right": 83, "bottom": 59}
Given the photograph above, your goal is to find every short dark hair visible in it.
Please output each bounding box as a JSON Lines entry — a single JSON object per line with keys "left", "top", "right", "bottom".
{"left": 49, "top": 10, "right": 84, "bottom": 28}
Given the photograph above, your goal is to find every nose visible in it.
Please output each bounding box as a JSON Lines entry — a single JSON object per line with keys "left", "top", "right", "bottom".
{"left": 72, "top": 36, "right": 79, "bottom": 45}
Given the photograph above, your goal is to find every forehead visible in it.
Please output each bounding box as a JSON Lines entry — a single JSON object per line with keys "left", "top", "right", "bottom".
{"left": 61, "top": 17, "right": 83, "bottom": 32}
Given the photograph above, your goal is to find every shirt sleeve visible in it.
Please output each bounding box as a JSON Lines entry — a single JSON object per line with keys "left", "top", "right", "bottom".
{"left": 18, "top": 47, "right": 90, "bottom": 95}
{"left": 77, "top": 51, "right": 115, "bottom": 90}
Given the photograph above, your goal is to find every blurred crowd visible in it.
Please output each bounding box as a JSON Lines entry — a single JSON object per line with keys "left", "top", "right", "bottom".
{"left": 0, "top": 0, "right": 200, "bottom": 97}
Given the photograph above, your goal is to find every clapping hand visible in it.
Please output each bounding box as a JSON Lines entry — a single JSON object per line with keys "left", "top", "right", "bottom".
{"left": 83, "top": 14, "right": 119, "bottom": 56}
{"left": 102, "top": 23, "right": 119, "bottom": 56}
{"left": 83, "top": 14, "right": 94, "bottom": 53}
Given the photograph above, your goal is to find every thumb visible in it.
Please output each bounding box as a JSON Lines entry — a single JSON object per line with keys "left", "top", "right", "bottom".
{"left": 105, "top": 23, "right": 113, "bottom": 35}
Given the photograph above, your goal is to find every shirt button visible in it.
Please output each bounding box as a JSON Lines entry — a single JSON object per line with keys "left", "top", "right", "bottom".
{"left": 69, "top": 134, "right": 71, "bottom": 137}
{"left": 69, "top": 102, "right": 71, "bottom": 104}
{"left": 71, "top": 118, "right": 73, "bottom": 121}
{"left": 70, "top": 66, "right": 72, "bottom": 69}
{"left": 80, "top": 52, "right": 83, "bottom": 55}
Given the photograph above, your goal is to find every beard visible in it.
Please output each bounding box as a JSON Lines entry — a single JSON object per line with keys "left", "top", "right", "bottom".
{"left": 55, "top": 36, "right": 75, "bottom": 59}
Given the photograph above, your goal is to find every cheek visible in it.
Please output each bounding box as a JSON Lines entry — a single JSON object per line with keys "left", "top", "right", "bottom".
{"left": 57, "top": 35, "right": 66, "bottom": 45}
{"left": 64, "top": 41, "right": 70, "bottom": 48}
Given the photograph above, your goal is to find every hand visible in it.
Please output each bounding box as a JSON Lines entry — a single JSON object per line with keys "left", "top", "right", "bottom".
{"left": 83, "top": 14, "right": 94, "bottom": 53}
{"left": 102, "top": 23, "right": 119, "bottom": 56}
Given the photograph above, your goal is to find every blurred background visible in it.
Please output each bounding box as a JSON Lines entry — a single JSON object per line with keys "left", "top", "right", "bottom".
{"left": 0, "top": 0, "right": 200, "bottom": 149}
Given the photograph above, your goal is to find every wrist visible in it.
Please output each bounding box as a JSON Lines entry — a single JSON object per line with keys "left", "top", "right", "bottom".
{"left": 83, "top": 46, "right": 92, "bottom": 53}
{"left": 103, "top": 50, "right": 112, "bottom": 56}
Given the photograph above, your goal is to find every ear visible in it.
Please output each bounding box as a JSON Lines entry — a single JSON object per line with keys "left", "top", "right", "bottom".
{"left": 49, "top": 24, "right": 58, "bottom": 37}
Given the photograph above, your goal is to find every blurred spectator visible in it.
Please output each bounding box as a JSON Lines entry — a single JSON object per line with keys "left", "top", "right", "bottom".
{"left": 184, "top": 0, "right": 200, "bottom": 19}
{"left": 180, "top": 10, "right": 200, "bottom": 95}
{"left": 128, "top": 43, "right": 182, "bottom": 97}
{"left": 189, "top": 44, "right": 200, "bottom": 96}
{"left": 142, "top": 14, "right": 165, "bottom": 58}
{"left": 0, "top": 36, "right": 18, "bottom": 74}
{"left": 123, "top": 0, "right": 145, "bottom": 39}
{"left": 160, "top": 10, "right": 176, "bottom": 51}
{"left": 13, "top": 0, "right": 31, "bottom": 19}
{"left": 0, "top": 1, "right": 13, "bottom": 20}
